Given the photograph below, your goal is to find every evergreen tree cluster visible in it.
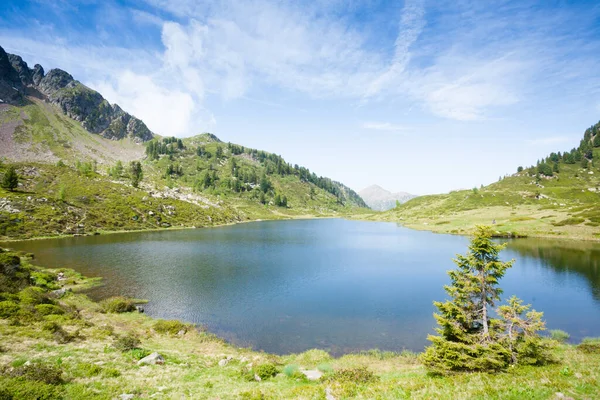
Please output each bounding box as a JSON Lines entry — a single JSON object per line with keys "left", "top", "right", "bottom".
{"left": 519, "top": 121, "right": 599, "bottom": 175}
{"left": 422, "top": 226, "right": 552, "bottom": 374}
{"left": 145, "top": 137, "right": 184, "bottom": 160}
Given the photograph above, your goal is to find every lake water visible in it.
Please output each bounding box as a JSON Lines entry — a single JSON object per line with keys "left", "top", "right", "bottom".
{"left": 2, "top": 219, "right": 599, "bottom": 355}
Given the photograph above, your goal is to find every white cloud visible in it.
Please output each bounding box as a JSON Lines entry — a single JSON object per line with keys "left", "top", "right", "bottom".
{"left": 93, "top": 71, "right": 195, "bottom": 137}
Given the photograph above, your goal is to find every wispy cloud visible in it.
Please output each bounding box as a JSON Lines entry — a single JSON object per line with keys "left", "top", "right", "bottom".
{"left": 2, "top": 0, "right": 600, "bottom": 136}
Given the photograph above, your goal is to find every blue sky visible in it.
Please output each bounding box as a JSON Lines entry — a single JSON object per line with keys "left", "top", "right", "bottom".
{"left": 2, "top": 0, "right": 600, "bottom": 194}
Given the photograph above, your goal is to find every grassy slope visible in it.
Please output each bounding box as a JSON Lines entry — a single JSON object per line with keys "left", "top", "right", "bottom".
{"left": 360, "top": 147, "right": 600, "bottom": 241}
{"left": 0, "top": 99, "right": 368, "bottom": 240}
{"left": 1, "top": 251, "right": 599, "bottom": 400}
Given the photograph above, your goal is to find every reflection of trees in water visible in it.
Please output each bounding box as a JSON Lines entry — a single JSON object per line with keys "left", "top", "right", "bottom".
{"left": 506, "top": 239, "right": 600, "bottom": 301}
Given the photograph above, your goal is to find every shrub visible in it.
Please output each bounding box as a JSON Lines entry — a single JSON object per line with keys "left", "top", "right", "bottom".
{"left": 550, "top": 329, "right": 570, "bottom": 343}
{"left": 282, "top": 364, "right": 299, "bottom": 377}
{"left": 331, "top": 367, "right": 378, "bottom": 384}
{"left": 113, "top": 334, "right": 141, "bottom": 352}
{"left": 102, "top": 367, "right": 121, "bottom": 378}
{"left": 35, "top": 304, "right": 64, "bottom": 316}
{"left": 128, "top": 348, "right": 151, "bottom": 360}
{"left": 317, "top": 363, "right": 334, "bottom": 374}
{"left": 30, "top": 272, "right": 58, "bottom": 290}
{"left": 577, "top": 337, "right": 600, "bottom": 354}
{"left": 100, "top": 297, "right": 136, "bottom": 313}
{"left": 71, "top": 363, "right": 102, "bottom": 378}
{"left": 0, "top": 253, "right": 20, "bottom": 274}
{"left": 18, "top": 287, "right": 49, "bottom": 306}
{"left": 3, "top": 363, "right": 65, "bottom": 385}
{"left": 153, "top": 319, "right": 188, "bottom": 335}
{"left": 0, "top": 378, "right": 63, "bottom": 400}
{"left": 254, "top": 363, "right": 278, "bottom": 380}
{"left": 42, "top": 321, "right": 76, "bottom": 344}
{"left": 294, "top": 349, "right": 331, "bottom": 367}
{"left": 0, "top": 301, "right": 19, "bottom": 318}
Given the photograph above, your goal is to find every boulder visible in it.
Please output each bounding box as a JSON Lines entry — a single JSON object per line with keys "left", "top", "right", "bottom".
{"left": 301, "top": 369, "right": 323, "bottom": 381}
{"left": 137, "top": 352, "right": 165, "bottom": 366}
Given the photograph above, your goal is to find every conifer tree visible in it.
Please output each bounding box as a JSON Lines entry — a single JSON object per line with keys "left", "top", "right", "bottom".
{"left": 130, "top": 161, "right": 143, "bottom": 188}
{"left": 497, "top": 296, "right": 550, "bottom": 365}
{"left": 421, "top": 226, "right": 550, "bottom": 374}
{"left": 1, "top": 166, "right": 18, "bottom": 191}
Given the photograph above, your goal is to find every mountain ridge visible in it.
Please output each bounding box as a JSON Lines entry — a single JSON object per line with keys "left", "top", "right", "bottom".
{"left": 0, "top": 46, "right": 368, "bottom": 239}
{"left": 0, "top": 45, "right": 153, "bottom": 142}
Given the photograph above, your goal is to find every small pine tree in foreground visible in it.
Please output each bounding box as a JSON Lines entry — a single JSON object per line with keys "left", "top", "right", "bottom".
{"left": 1, "top": 166, "right": 19, "bottom": 191}
{"left": 421, "top": 226, "right": 552, "bottom": 374}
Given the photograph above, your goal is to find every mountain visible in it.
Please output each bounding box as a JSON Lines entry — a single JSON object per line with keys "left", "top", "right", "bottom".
{"left": 359, "top": 184, "right": 417, "bottom": 211}
{"left": 366, "top": 121, "right": 600, "bottom": 240}
{"left": 0, "top": 45, "right": 153, "bottom": 142}
{"left": 0, "top": 46, "right": 367, "bottom": 239}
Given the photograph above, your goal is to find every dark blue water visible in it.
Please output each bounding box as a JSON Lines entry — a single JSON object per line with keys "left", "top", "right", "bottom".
{"left": 3, "top": 219, "right": 599, "bottom": 355}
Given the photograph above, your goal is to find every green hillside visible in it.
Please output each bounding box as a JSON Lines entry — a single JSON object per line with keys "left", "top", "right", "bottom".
{"left": 0, "top": 98, "right": 367, "bottom": 240}
{"left": 363, "top": 121, "right": 600, "bottom": 240}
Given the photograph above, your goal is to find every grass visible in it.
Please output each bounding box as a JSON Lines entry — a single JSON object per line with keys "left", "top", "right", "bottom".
{"left": 0, "top": 250, "right": 599, "bottom": 399}
{"left": 0, "top": 99, "right": 368, "bottom": 241}
{"left": 356, "top": 151, "right": 600, "bottom": 241}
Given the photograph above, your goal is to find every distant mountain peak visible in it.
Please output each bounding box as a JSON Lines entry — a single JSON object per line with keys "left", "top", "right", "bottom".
{"left": 359, "top": 184, "right": 417, "bottom": 211}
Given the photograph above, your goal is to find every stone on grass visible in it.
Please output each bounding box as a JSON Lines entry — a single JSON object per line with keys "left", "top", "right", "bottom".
{"left": 138, "top": 352, "right": 165, "bottom": 366}
{"left": 301, "top": 369, "right": 323, "bottom": 381}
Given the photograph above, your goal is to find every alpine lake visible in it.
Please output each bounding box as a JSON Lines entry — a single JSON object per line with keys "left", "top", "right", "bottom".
{"left": 3, "top": 219, "right": 599, "bottom": 356}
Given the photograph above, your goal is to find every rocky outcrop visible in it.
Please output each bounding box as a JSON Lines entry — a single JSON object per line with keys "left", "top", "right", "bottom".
{"left": 0, "top": 45, "right": 154, "bottom": 142}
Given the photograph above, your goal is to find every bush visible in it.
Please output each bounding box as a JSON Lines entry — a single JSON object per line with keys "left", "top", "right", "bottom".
{"left": 102, "top": 367, "right": 121, "bottom": 378}
{"left": 282, "top": 364, "right": 299, "bottom": 377}
{"left": 71, "top": 363, "right": 102, "bottom": 378}
{"left": 113, "top": 334, "right": 141, "bottom": 352}
{"left": 577, "top": 337, "right": 600, "bottom": 354}
{"left": 0, "top": 301, "right": 19, "bottom": 318}
{"left": 331, "top": 367, "right": 378, "bottom": 384}
{"left": 153, "top": 319, "right": 188, "bottom": 335}
{"left": 42, "top": 321, "right": 76, "bottom": 344}
{"left": 18, "top": 287, "right": 49, "bottom": 306}
{"left": 100, "top": 297, "right": 136, "bottom": 313}
{"left": 254, "top": 363, "right": 278, "bottom": 380}
{"left": 550, "top": 329, "right": 570, "bottom": 343}
{"left": 35, "top": 304, "right": 64, "bottom": 316}
{"left": 128, "top": 348, "right": 151, "bottom": 360}
{"left": 30, "top": 272, "right": 58, "bottom": 290}
{"left": 0, "top": 378, "right": 63, "bottom": 400}
{"left": 3, "top": 363, "right": 64, "bottom": 385}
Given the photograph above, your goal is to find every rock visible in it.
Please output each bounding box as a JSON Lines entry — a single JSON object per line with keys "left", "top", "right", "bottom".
{"left": 137, "top": 352, "right": 165, "bottom": 366}
{"left": 119, "top": 395, "right": 135, "bottom": 400}
{"left": 239, "top": 356, "right": 249, "bottom": 363}
{"left": 135, "top": 306, "right": 145, "bottom": 313}
{"left": 218, "top": 359, "right": 229, "bottom": 367}
{"left": 254, "top": 374, "right": 261, "bottom": 382}
{"left": 176, "top": 329, "right": 186, "bottom": 336}
{"left": 325, "top": 387, "right": 336, "bottom": 400}
{"left": 51, "top": 288, "right": 68, "bottom": 298}
{"left": 301, "top": 369, "right": 323, "bottom": 381}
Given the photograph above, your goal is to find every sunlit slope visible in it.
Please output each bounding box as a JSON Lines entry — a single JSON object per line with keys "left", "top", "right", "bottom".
{"left": 0, "top": 98, "right": 145, "bottom": 166}
{"left": 367, "top": 125, "right": 600, "bottom": 240}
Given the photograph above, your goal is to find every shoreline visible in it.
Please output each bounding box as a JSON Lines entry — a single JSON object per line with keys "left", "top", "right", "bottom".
{"left": 0, "top": 214, "right": 340, "bottom": 243}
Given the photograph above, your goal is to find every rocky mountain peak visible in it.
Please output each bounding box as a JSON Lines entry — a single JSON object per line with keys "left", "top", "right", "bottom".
{"left": 0, "top": 44, "right": 154, "bottom": 142}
